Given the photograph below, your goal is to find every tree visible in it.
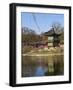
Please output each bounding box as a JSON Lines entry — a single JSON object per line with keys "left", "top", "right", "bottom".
{"left": 51, "top": 22, "right": 64, "bottom": 34}
{"left": 51, "top": 22, "right": 64, "bottom": 46}
{"left": 22, "top": 27, "right": 42, "bottom": 44}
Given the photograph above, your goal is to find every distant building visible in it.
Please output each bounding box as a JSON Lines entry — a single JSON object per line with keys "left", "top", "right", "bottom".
{"left": 43, "top": 28, "right": 61, "bottom": 48}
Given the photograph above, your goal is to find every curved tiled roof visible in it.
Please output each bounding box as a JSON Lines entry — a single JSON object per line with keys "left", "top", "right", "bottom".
{"left": 43, "top": 28, "right": 63, "bottom": 36}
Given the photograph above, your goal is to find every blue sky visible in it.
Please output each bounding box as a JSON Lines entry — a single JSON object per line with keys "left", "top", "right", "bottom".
{"left": 21, "top": 12, "right": 64, "bottom": 34}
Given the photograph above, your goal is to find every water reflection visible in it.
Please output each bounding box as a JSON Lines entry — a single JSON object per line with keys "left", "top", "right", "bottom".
{"left": 35, "top": 66, "right": 45, "bottom": 76}
{"left": 22, "top": 55, "right": 64, "bottom": 77}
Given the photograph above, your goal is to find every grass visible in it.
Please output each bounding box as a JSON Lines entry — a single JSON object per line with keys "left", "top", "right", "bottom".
{"left": 22, "top": 46, "right": 64, "bottom": 56}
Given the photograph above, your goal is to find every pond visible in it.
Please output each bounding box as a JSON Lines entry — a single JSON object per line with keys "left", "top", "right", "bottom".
{"left": 22, "top": 55, "right": 64, "bottom": 77}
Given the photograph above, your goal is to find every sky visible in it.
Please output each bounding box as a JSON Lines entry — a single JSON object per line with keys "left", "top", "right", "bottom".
{"left": 21, "top": 12, "right": 64, "bottom": 34}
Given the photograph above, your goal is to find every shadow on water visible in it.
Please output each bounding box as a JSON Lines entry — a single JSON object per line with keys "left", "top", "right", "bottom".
{"left": 22, "top": 55, "right": 64, "bottom": 77}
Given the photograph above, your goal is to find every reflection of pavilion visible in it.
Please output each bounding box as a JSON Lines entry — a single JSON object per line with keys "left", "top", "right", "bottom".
{"left": 43, "top": 28, "right": 61, "bottom": 48}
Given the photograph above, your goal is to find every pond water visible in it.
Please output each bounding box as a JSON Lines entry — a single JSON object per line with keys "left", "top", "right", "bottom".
{"left": 22, "top": 55, "right": 64, "bottom": 77}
